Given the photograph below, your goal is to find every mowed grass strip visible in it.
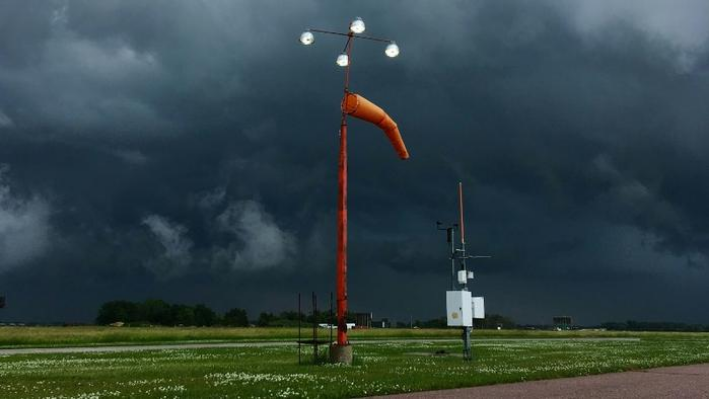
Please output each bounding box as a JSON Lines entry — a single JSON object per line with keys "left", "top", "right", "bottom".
{"left": 1, "top": 334, "right": 709, "bottom": 398}
{"left": 1, "top": 326, "right": 702, "bottom": 348}
{"left": 0, "top": 327, "right": 458, "bottom": 348}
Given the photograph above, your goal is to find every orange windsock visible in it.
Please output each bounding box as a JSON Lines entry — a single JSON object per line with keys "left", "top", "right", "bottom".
{"left": 342, "top": 93, "right": 409, "bottom": 160}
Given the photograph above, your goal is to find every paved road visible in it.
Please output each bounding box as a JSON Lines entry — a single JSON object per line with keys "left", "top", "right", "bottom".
{"left": 372, "top": 363, "right": 709, "bottom": 399}
{"left": 0, "top": 337, "right": 638, "bottom": 356}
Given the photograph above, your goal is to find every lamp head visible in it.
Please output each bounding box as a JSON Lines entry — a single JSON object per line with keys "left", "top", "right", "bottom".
{"left": 336, "top": 52, "right": 349, "bottom": 67}
{"left": 385, "top": 42, "right": 400, "bottom": 58}
{"left": 350, "top": 17, "right": 365, "bottom": 34}
{"left": 299, "top": 31, "right": 314, "bottom": 45}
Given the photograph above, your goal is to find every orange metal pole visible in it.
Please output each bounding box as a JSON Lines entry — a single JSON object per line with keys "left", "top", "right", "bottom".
{"left": 459, "top": 182, "right": 465, "bottom": 245}
{"left": 336, "top": 118, "right": 348, "bottom": 345}
{"left": 336, "top": 34, "right": 354, "bottom": 346}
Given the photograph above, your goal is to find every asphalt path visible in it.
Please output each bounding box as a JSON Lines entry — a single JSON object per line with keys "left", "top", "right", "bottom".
{"left": 0, "top": 337, "right": 638, "bottom": 355}
{"left": 371, "top": 363, "right": 709, "bottom": 399}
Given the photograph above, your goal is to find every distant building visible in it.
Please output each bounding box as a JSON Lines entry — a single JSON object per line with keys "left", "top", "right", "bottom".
{"left": 372, "top": 318, "right": 391, "bottom": 328}
{"left": 553, "top": 316, "right": 573, "bottom": 330}
{"left": 354, "top": 312, "right": 372, "bottom": 329}
{"left": 353, "top": 313, "right": 392, "bottom": 328}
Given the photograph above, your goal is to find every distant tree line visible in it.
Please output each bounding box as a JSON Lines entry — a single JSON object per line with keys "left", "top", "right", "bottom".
{"left": 400, "top": 314, "right": 517, "bottom": 329}
{"left": 476, "top": 314, "right": 517, "bottom": 329}
{"left": 96, "top": 300, "right": 248, "bottom": 327}
{"left": 255, "top": 310, "right": 338, "bottom": 327}
{"left": 97, "top": 300, "right": 522, "bottom": 330}
{"left": 601, "top": 320, "right": 709, "bottom": 332}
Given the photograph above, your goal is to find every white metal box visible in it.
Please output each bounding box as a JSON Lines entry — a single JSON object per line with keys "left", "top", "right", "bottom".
{"left": 456, "top": 271, "right": 474, "bottom": 284}
{"left": 457, "top": 270, "right": 467, "bottom": 285}
{"left": 472, "top": 296, "right": 485, "bottom": 319}
{"left": 446, "top": 291, "right": 472, "bottom": 327}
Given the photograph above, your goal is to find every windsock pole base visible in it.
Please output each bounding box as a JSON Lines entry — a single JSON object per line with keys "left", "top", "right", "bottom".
{"left": 329, "top": 344, "right": 353, "bottom": 364}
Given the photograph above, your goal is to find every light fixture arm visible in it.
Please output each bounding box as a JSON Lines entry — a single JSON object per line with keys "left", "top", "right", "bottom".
{"left": 308, "top": 28, "right": 394, "bottom": 44}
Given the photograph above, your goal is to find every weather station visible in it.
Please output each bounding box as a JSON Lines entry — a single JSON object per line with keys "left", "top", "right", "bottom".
{"left": 299, "top": 18, "right": 409, "bottom": 364}
{"left": 438, "top": 183, "right": 489, "bottom": 360}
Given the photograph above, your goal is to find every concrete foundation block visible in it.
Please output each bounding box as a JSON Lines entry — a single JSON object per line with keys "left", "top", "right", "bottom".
{"left": 329, "top": 344, "right": 353, "bottom": 364}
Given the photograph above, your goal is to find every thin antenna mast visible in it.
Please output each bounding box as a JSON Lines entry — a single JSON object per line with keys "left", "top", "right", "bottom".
{"left": 459, "top": 182, "right": 465, "bottom": 246}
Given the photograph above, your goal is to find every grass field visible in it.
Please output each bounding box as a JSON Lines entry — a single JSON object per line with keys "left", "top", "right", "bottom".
{"left": 0, "top": 326, "right": 692, "bottom": 348}
{"left": 1, "top": 328, "right": 709, "bottom": 398}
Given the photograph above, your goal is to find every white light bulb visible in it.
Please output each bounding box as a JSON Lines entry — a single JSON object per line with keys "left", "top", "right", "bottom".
{"left": 350, "top": 17, "right": 365, "bottom": 34}
{"left": 385, "top": 42, "right": 400, "bottom": 58}
{"left": 300, "top": 31, "right": 314, "bottom": 45}
{"left": 336, "top": 53, "right": 349, "bottom": 67}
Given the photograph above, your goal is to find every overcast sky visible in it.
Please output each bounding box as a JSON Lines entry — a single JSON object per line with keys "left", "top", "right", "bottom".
{"left": 1, "top": 0, "right": 709, "bottom": 325}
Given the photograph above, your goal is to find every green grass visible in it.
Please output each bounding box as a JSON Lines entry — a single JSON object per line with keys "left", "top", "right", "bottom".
{"left": 0, "top": 326, "right": 458, "bottom": 348}
{"left": 0, "top": 326, "right": 697, "bottom": 348}
{"left": 1, "top": 330, "right": 709, "bottom": 398}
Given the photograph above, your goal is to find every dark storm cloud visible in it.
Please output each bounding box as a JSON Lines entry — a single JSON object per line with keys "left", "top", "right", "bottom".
{"left": 1, "top": 0, "right": 709, "bottom": 324}
{"left": 0, "top": 165, "right": 51, "bottom": 270}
